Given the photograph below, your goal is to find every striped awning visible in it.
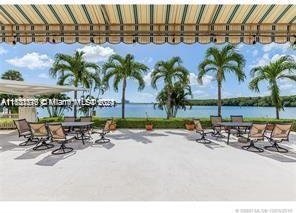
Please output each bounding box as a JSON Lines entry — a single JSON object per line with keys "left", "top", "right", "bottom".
{"left": 0, "top": 4, "right": 295, "bottom": 44}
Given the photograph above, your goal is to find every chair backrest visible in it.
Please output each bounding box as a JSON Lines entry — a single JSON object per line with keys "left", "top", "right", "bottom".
{"left": 266, "top": 123, "right": 275, "bottom": 131}
{"left": 271, "top": 124, "right": 292, "bottom": 140}
{"left": 47, "top": 123, "right": 66, "bottom": 140}
{"left": 193, "top": 119, "right": 203, "bottom": 131}
{"left": 29, "top": 122, "right": 48, "bottom": 137}
{"left": 210, "top": 115, "right": 222, "bottom": 126}
{"left": 80, "top": 116, "right": 92, "bottom": 122}
{"left": 249, "top": 124, "right": 267, "bottom": 139}
{"left": 14, "top": 119, "right": 30, "bottom": 135}
{"left": 230, "top": 115, "right": 243, "bottom": 123}
{"left": 64, "top": 116, "right": 76, "bottom": 122}
{"left": 104, "top": 120, "right": 113, "bottom": 131}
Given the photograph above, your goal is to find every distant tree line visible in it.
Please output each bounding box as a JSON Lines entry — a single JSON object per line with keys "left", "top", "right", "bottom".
{"left": 188, "top": 95, "right": 296, "bottom": 107}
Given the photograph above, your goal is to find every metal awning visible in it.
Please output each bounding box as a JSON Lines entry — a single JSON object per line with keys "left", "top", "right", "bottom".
{"left": 0, "top": 79, "right": 87, "bottom": 96}
{"left": 0, "top": 4, "right": 295, "bottom": 44}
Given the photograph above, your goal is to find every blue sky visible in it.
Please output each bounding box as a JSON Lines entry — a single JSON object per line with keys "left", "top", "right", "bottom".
{"left": 0, "top": 42, "right": 295, "bottom": 102}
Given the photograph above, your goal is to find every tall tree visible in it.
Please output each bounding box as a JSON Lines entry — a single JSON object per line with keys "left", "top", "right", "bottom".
{"left": 249, "top": 55, "right": 296, "bottom": 119}
{"left": 103, "top": 54, "right": 148, "bottom": 119}
{"left": 1, "top": 70, "right": 24, "bottom": 81}
{"left": 49, "top": 51, "right": 100, "bottom": 118}
{"left": 198, "top": 44, "right": 246, "bottom": 116}
{"left": 151, "top": 57, "right": 189, "bottom": 119}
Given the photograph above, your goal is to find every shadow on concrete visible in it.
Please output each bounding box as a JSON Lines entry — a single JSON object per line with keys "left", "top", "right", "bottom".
{"left": 229, "top": 141, "right": 296, "bottom": 163}
{"left": 164, "top": 130, "right": 226, "bottom": 149}
{"left": 108, "top": 129, "right": 168, "bottom": 144}
{"left": 36, "top": 151, "right": 77, "bottom": 166}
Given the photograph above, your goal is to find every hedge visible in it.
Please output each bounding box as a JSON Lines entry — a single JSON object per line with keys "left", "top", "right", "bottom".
{"left": 1, "top": 117, "right": 295, "bottom": 131}
{"left": 0, "top": 118, "right": 15, "bottom": 129}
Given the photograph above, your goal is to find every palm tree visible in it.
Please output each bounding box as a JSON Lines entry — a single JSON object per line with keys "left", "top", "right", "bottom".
{"left": 103, "top": 54, "right": 148, "bottom": 119}
{"left": 198, "top": 44, "right": 246, "bottom": 116}
{"left": 249, "top": 55, "right": 296, "bottom": 119}
{"left": 49, "top": 51, "right": 100, "bottom": 118}
{"left": 1, "top": 70, "right": 24, "bottom": 81}
{"left": 155, "top": 82, "right": 192, "bottom": 118}
{"left": 151, "top": 57, "right": 189, "bottom": 119}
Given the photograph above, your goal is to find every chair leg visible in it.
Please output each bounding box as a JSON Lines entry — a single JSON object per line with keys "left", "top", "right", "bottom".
{"left": 33, "top": 138, "right": 54, "bottom": 151}
{"left": 52, "top": 143, "right": 73, "bottom": 155}
{"left": 264, "top": 141, "right": 288, "bottom": 153}
{"left": 211, "top": 129, "right": 225, "bottom": 138}
{"left": 19, "top": 136, "right": 38, "bottom": 146}
{"left": 242, "top": 140, "right": 264, "bottom": 152}
{"left": 95, "top": 133, "right": 110, "bottom": 144}
{"left": 196, "top": 133, "right": 211, "bottom": 144}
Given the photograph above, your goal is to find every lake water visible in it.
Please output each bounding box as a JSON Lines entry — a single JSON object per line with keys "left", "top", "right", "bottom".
{"left": 37, "top": 104, "right": 296, "bottom": 119}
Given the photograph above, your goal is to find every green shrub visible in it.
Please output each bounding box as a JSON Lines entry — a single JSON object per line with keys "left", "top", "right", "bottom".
{"left": 33, "top": 117, "right": 296, "bottom": 131}
{"left": 0, "top": 118, "right": 15, "bottom": 129}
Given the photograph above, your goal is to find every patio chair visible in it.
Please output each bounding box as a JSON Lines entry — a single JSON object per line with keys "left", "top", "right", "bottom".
{"left": 264, "top": 124, "right": 292, "bottom": 153}
{"left": 264, "top": 123, "right": 275, "bottom": 139}
{"left": 241, "top": 124, "right": 267, "bottom": 152}
{"left": 63, "top": 116, "right": 76, "bottom": 133}
{"left": 64, "top": 116, "right": 76, "bottom": 122}
{"left": 29, "top": 122, "right": 54, "bottom": 151}
{"left": 210, "top": 115, "right": 224, "bottom": 137}
{"left": 13, "top": 119, "right": 38, "bottom": 146}
{"left": 230, "top": 115, "right": 243, "bottom": 122}
{"left": 230, "top": 115, "right": 247, "bottom": 135}
{"left": 47, "top": 123, "right": 74, "bottom": 155}
{"left": 93, "top": 120, "right": 113, "bottom": 144}
{"left": 194, "top": 119, "right": 213, "bottom": 144}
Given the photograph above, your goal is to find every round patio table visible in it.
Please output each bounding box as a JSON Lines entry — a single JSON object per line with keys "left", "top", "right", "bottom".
{"left": 216, "top": 122, "right": 252, "bottom": 144}
{"left": 61, "top": 122, "right": 94, "bottom": 145}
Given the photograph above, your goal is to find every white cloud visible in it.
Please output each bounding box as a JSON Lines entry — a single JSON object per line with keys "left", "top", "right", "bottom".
{"left": 6, "top": 52, "right": 53, "bottom": 70}
{"left": 262, "top": 43, "right": 291, "bottom": 53}
{"left": 250, "top": 53, "right": 296, "bottom": 69}
{"left": 143, "top": 70, "right": 153, "bottom": 85}
{"left": 236, "top": 43, "right": 246, "bottom": 50}
{"left": 77, "top": 45, "right": 115, "bottom": 63}
{"left": 38, "top": 73, "right": 48, "bottom": 79}
{"left": 0, "top": 46, "right": 7, "bottom": 55}
{"left": 189, "top": 72, "right": 214, "bottom": 86}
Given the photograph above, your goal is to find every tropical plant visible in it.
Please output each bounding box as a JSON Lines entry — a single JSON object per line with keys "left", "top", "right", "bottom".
{"left": 79, "top": 94, "right": 97, "bottom": 116}
{"left": 0, "top": 70, "right": 24, "bottom": 114}
{"left": 49, "top": 51, "right": 100, "bottom": 118}
{"left": 37, "top": 93, "right": 72, "bottom": 117}
{"left": 151, "top": 57, "right": 190, "bottom": 119}
{"left": 198, "top": 44, "right": 246, "bottom": 116}
{"left": 103, "top": 54, "right": 148, "bottom": 119}
{"left": 249, "top": 55, "right": 296, "bottom": 119}
{"left": 154, "top": 82, "right": 192, "bottom": 118}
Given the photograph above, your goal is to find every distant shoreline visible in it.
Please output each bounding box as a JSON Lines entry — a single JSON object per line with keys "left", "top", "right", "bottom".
{"left": 122, "top": 95, "right": 296, "bottom": 107}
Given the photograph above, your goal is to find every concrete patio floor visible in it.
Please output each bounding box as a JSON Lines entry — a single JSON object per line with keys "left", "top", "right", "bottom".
{"left": 0, "top": 129, "right": 296, "bottom": 201}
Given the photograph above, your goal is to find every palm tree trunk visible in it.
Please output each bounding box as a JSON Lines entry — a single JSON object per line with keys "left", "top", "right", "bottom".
{"left": 167, "top": 88, "right": 171, "bottom": 119}
{"left": 276, "top": 107, "right": 280, "bottom": 119}
{"left": 121, "top": 77, "right": 127, "bottom": 119}
{"left": 74, "top": 90, "right": 77, "bottom": 118}
{"left": 217, "top": 80, "right": 222, "bottom": 117}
